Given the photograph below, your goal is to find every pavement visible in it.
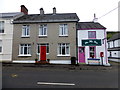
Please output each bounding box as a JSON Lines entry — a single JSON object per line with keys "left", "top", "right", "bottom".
{"left": 2, "top": 61, "right": 119, "bottom": 71}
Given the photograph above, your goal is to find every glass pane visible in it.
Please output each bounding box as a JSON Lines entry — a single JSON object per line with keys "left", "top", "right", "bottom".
{"left": 20, "top": 47, "right": 23, "bottom": 54}
{"left": 0, "top": 47, "right": 1, "bottom": 52}
{"left": 62, "top": 46, "right": 65, "bottom": 55}
{"left": 24, "top": 47, "right": 27, "bottom": 54}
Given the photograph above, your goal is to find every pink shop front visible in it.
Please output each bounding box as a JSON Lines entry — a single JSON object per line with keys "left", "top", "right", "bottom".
{"left": 77, "top": 22, "right": 110, "bottom": 66}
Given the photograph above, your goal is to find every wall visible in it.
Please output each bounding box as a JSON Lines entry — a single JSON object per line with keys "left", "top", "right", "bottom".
{"left": 12, "top": 22, "right": 77, "bottom": 62}
{"left": 0, "top": 19, "right": 13, "bottom": 62}
{"left": 78, "top": 29, "right": 107, "bottom": 65}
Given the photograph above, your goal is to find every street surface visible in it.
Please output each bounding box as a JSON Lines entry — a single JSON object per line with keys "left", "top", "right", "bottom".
{"left": 2, "top": 61, "right": 119, "bottom": 89}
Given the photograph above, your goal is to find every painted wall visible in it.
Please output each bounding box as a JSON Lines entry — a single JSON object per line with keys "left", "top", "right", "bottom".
{"left": 0, "top": 19, "right": 13, "bottom": 62}
{"left": 78, "top": 29, "right": 108, "bottom": 65}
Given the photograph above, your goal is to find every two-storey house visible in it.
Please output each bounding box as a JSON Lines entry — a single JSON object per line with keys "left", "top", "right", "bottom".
{"left": 107, "top": 32, "right": 120, "bottom": 62}
{"left": 77, "top": 22, "right": 110, "bottom": 66}
{"left": 12, "top": 7, "right": 79, "bottom": 64}
{"left": 0, "top": 12, "right": 24, "bottom": 62}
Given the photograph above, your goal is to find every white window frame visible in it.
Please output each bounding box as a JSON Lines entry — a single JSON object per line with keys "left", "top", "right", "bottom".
{"left": 57, "top": 43, "right": 70, "bottom": 56}
{"left": 0, "top": 21, "right": 4, "bottom": 34}
{"left": 0, "top": 40, "right": 2, "bottom": 53}
{"left": 21, "top": 25, "right": 30, "bottom": 37}
{"left": 59, "top": 24, "right": 68, "bottom": 36}
{"left": 37, "top": 43, "right": 49, "bottom": 54}
{"left": 18, "top": 44, "right": 31, "bottom": 56}
{"left": 39, "top": 25, "right": 47, "bottom": 37}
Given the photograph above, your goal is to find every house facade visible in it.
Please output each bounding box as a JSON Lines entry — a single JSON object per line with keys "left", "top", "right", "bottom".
{"left": 12, "top": 7, "right": 79, "bottom": 64}
{"left": 0, "top": 12, "right": 24, "bottom": 62}
{"left": 107, "top": 32, "right": 120, "bottom": 62}
{"left": 77, "top": 22, "right": 110, "bottom": 66}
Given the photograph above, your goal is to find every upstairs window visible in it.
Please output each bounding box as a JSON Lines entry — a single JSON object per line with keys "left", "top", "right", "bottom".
{"left": 39, "top": 25, "right": 47, "bottom": 36}
{"left": 0, "top": 21, "right": 4, "bottom": 33}
{"left": 88, "top": 31, "right": 96, "bottom": 38}
{"left": 22, "top": 25, "right": 30, "bottom": 37}
{"left": 59, "top": 24, "right": 68, "bottom": 36}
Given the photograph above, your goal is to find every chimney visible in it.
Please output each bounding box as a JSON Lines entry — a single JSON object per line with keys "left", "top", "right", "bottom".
{"left": 40, "top": 8, "right": 44, "bottom": 15}
{"left": 21, "top": 5, "right": 28, "bottom": 14}
{"left": 53, "top": 7, "right": 56, "bottom": 15}
{"left": 93, "top": 13, "right": 98, "bottom": 22}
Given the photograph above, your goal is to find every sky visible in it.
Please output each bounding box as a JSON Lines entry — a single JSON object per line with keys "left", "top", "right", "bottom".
{"left": 0, "top": 0, "right": 119, "bottom": 31}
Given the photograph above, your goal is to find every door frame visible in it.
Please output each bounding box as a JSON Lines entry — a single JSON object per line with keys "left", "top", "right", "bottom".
{"left": 78, "top": 47, "right": 85, "bottom": 63}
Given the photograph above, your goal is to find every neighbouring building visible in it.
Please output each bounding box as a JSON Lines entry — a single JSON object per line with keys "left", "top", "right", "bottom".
{"left": 107, "top": 32, "right": 120, "bottom": 62}
{"left": 12, "top": 7, "right": 79, "bottom": 64}
{"left": 0, "top": 12, "right": 24, "bottom": 62}
{"left": 77, "top": 22, "right": 110, "bottom": 66}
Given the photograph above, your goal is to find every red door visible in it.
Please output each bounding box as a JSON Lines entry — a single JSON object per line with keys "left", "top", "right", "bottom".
{"left": 40, "top": 46, "right": 46, "bottom": 61}
{"left": 78, "top": 47, "right": 85, "bottom": 63}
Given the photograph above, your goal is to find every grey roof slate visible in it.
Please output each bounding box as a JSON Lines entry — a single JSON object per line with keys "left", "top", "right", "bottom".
{"left": 13, "top": 13, "right": 79, "bottom": 23}
{"left": 107, "top": 32, "right": 120, "bottom": 41}
{"left": 77, "top": 22, "right": 106, "bottom": 30}
{"left": 0, "top": 12, "right": 23, "bottom": 18}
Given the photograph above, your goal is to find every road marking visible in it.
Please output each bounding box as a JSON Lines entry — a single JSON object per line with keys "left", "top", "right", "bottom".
{"left": 37, "top": 82, "right": 75, "bottom": 86}
{"left": 11, "top": 74, "right": 18, "bottom": 78}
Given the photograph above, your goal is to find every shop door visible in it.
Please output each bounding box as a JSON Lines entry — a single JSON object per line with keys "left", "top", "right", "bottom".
{"left": 79, "top": 47, "right": 85, "bottom": 63}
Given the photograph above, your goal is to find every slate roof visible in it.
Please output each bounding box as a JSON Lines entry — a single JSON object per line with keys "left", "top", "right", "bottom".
{"left": 13, "top": 13, "right": 79, "bottom": 23}
{"left": 77, "top": 22, "right": 106, "bottom": 30}
{"left": 107, "top": 32, "right": 120, "bottom": 41}
{"left": 0, "top": 12, "right": 23, "bottom": 18}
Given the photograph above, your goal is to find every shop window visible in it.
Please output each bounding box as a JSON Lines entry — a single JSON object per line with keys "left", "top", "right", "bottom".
{"left": 89, "top": 47, "right": 96, "bottom": 58}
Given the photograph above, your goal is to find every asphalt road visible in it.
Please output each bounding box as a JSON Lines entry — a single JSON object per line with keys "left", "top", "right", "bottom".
{"left": 2, "top": 62, "right": 119, "bottom": 89}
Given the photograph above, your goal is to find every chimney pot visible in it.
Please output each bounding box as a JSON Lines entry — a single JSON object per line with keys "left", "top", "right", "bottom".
{"left": 40, "top": 8, "right": 44, "bottom": 15}
{"left": 53, "top": 7, "right": 56, "bottom": 15}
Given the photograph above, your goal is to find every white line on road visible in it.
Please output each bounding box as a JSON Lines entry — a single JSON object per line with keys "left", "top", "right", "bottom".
{"left": 37, "top": 82, "right": 75, "bottom": 86}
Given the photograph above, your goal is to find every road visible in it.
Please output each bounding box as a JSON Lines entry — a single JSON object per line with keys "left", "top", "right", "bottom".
{"left": 2, "top": 62, "right": 119, "bottom": 89}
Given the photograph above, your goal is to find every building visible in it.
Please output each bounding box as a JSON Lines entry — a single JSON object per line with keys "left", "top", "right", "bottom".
{"left": 0, "top": 12, "right": 24, "bottom": 62}
{"left": 77, "top": 22, "right": 110, "bottom": 66}
{"left": 107, "top": 32, "right": 120, "bottom": 62}
{"left": 12, "top": 6, "right": 79, "bottom": 64}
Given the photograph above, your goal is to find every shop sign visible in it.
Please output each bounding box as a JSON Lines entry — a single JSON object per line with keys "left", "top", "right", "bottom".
{"left": 82, "top": 39, "right": 102, "bottom": 46}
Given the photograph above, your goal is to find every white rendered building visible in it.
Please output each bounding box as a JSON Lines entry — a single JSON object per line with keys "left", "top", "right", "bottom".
{"left": 0, "top": 12, "right": 24, "bottom": 62}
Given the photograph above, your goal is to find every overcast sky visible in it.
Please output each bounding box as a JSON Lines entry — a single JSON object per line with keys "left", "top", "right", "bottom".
{"left": 0, "top": 0, "right": 119, "bottom": 31}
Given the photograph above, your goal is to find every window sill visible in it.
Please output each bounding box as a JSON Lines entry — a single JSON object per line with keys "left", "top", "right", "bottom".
{"left": 0, "top": 53, "right": 3, "bottom": 55}
{"left": 0, "top": 33, "right": 6, "bottom": 36}
{"left": 38, "top": 35, "right": 47, "bottom": 38}
{"left": 18, "top": 55, "right": 32, "bottom": 57}
{"left": 21, "top": 36, "right": 30, "bottom": 38}
{"left": 57, "top": 55, "right": 70, "bottom": 57}
{"left": 59, "top": 35, "right": 68, "bottom": 37}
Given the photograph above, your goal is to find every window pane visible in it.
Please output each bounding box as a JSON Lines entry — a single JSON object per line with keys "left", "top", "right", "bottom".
{"left": 20, "top": 46, "right": 23, "bottom": 54}
{"left": 24, "top": 47, "right": 27, "bottom": 54}
{"left": 0, "top": 47, "right": 1, "bottom": 52}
